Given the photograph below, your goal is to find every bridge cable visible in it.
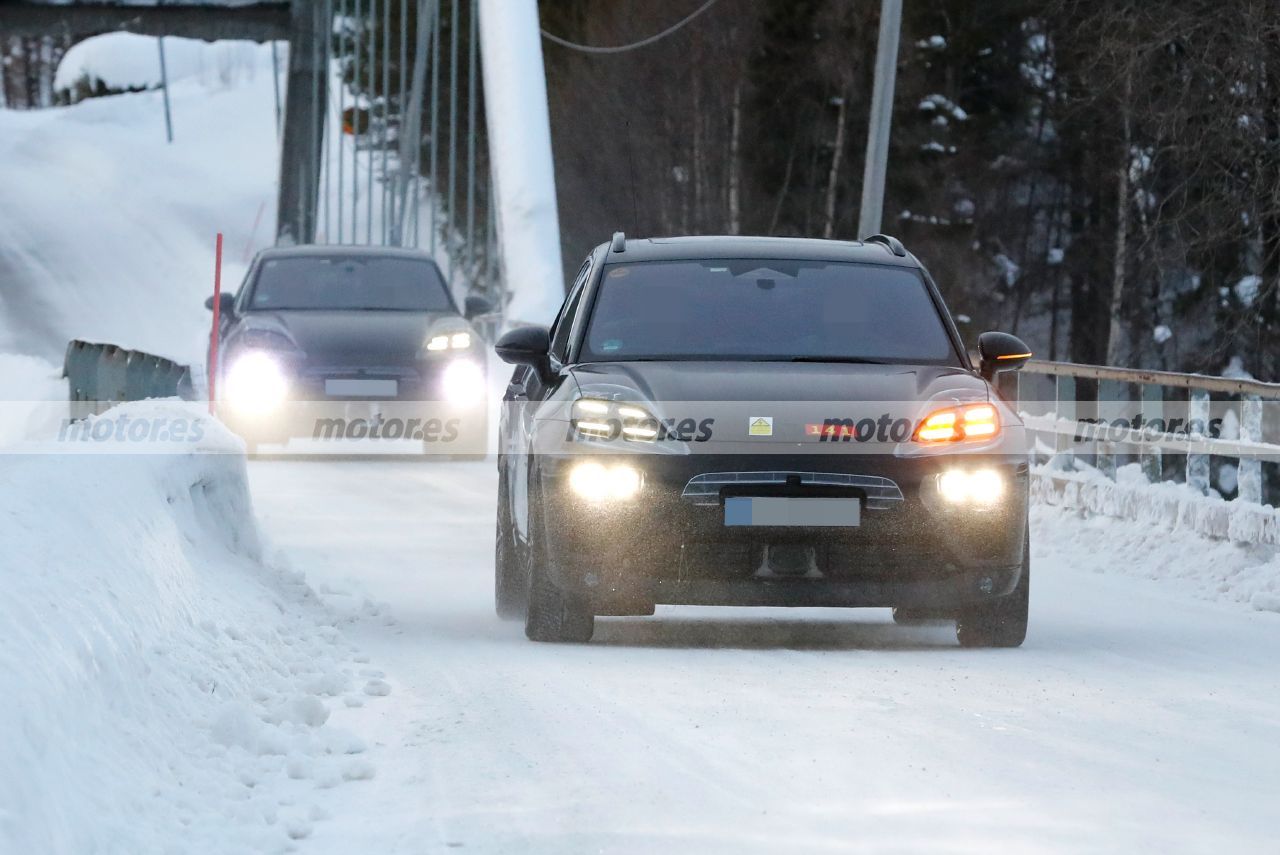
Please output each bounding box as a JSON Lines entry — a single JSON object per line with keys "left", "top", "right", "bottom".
{"left": 540, "top": 0, "right": 721, "bottom": 55}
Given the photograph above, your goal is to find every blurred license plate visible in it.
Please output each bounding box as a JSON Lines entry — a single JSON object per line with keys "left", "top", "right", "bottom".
{"left": 325, "top": 378, "right": 398, "bottom": 397}
{"left": 724, "top": 497, "right": 860, "bottom": 527}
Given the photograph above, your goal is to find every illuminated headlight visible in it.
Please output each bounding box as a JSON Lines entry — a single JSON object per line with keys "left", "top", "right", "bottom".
{"left": 938, "top": 468, "right": 1005, "bottom": 508}
{"left": 426, "top": 331, "right": 472, "bottom": 352}
{"left": 441, "top": 359, "right": 484, "bottom": 404}
{"left": 568, "top": 461, "right": 643, "bottom": 502}
{"left": 224, "top": 351, "right": 288, "bottom": 416}
{"left": 572, "top": 397, "right": 659, "bottom": 442}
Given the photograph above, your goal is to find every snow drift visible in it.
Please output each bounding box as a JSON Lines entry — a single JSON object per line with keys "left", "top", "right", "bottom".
{"left": 0, "top": 402, "right": 384, "bottom": 854}
{"left": 0, "top": 41, "right": 279, "bottom": 367}
{"left": 55, "top": 33, "right": 269, "bottom": 95}
{"left": 1033, "top": 464, "right": 1280, "bottom": 613}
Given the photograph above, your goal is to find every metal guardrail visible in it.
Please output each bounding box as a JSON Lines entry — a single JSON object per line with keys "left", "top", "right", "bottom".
{"left": 1021, "top": 359, "right": 1280, "bottom": 399}
{"left": 63, "top": 340, "right": 193, "bottom": 418}
{"left": 1011, "top": 359, "right": 1278, "bottom": 507}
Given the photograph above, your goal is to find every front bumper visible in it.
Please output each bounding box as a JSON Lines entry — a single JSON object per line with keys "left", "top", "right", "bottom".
{"left": 218, "top": 358, "right": 488, "bottom": 452}
{"left": 535, "top": 452, "right": 1028, "bottom": 610}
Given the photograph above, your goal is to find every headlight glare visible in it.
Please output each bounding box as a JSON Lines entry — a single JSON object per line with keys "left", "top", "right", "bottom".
{"left": 568, "top": 462, "right": 643, "bottom": 501}
{"left": 938, "top": 468, "right": 1005, "bottom": 508}
{"left": 224, "top": 351, "right": 289, "bottom": 416}
{"left": 441, "top": 359, "right": 484, "bottom": 404}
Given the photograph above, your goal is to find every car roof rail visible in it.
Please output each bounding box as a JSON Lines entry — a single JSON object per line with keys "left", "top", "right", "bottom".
{"left": 863, "top": 234, "right": 907, "bottom": 257}
{"left": 610, "top": 231, "right": 627, "bottom": 253}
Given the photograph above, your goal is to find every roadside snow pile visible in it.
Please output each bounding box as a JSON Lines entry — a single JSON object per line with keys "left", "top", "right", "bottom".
{"left": 0, "top": 403, "right": 386, "bottom": 853}
{"left": 1032, "top": 464, "right": 1280, "bottom": 613}
{"left": 0, "top": 41, "right": 278, "bottom": 366}
{"left": 0, "top": 354, "right": 66, "bottom": 448}
{"left": 55, "top": 33, "right": 268, "bottom": 95}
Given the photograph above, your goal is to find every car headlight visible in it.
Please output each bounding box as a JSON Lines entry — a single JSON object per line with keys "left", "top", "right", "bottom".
{"left": 568, "top": 461, "right": 643, "bottom": 502}
{"left": 425, "top": 331, "right": 472, "bottom": 352}
{"left": 441, "top": 359, "right": 484, "bottom": 404}
{"left": 224, "top": 351, "right": 289, "bottom": 416}
{"left": 914, "top": 403, "right": 999, "bottom": 443}
{"left": 937, "top": 468, "right": 1005, "bottom": 508}
{"left": 572, "top": 397, "right": 659, "bottom": 442}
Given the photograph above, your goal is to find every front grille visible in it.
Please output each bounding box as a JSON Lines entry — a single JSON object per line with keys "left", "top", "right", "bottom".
{"left": 680, "top": 471, "right": 905, "bottom": 510}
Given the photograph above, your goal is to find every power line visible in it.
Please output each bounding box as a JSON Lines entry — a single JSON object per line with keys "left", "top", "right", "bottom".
{"left": 540, "top": 0, "right": 719, "bottom": 55}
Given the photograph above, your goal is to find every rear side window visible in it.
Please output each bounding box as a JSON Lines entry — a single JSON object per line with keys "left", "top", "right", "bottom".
{"left": 550, "top": 261, "right": 591, "bottom": 362}
{"left": 581, "top": 259, "right": 959, "bottom": 365}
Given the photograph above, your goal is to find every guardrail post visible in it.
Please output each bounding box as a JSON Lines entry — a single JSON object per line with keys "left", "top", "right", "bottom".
{"left": 1187, "top": 388, "right": 1211, "bottom": 494}
{"left": 1097, "top": 379, "right": 1128, "bottom": 480}
{"left": 65, "top": 340, "right": 93, "bottom": 421}
{"left": 1239, "top": 394, "right": 1262, "bottom": 504}
{"left": 1055, "top": 374, "right": 1075, "bottom": 466}
{"left": 1140, "top": 382, "right": 1162, "bottom": 482}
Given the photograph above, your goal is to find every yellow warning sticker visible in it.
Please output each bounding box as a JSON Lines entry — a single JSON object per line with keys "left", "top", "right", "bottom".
{"left": 748, "top": 417, "right": 774, "bottom": 437}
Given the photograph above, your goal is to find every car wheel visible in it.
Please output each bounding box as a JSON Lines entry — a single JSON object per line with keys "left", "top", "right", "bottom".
{"left": 494, "top": 472, "right": 527, "bottom": 620}
{"left": 523, "top": 511, "right": 594, "bottom": 643}
{"left": 955, "top": 532, "right": 1030, "bottom": 648}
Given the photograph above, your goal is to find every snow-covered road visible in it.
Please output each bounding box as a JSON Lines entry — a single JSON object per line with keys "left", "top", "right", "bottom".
{"left": 248, "top": 459, "right": 1280, "bottom": 854}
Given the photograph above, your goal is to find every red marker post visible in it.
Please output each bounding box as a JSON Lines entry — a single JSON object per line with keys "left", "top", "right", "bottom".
{"left": 208, "top": 232, "right": 224, "bottom": 415}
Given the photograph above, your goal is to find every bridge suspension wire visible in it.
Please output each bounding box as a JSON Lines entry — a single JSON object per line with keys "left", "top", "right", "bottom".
{"left": 539, "top": 0, "right": 719, "bottom": 55}
{"left": 308, "top": 0, "right": 499, "bottom": 313}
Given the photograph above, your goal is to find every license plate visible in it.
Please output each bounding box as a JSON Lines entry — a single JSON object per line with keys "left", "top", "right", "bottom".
{"left": 724, "top": 496, "right": 861, "bottom": 527}
{"left": 324, "top": 378, "right": 398, "bottom": 397}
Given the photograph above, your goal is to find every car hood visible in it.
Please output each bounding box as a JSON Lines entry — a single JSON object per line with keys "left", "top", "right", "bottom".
{"left": 568, "top": 360, "right": 987, "bottom": 404}
{"left": 236, "top": 310, "right": 464, "bottom": 364}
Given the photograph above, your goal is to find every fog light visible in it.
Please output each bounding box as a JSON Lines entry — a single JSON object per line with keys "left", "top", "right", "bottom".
{"left": 938, "top": 468, "right": 1005, "bottom": 508}
{"left": 568, "top": 462, "right": 642, "bottom": 502}
{"left": 442, "top": 359, "right": 484, "bottom": 404}
{"left": 224, "top": 351, "right": 288, "bottom": 416}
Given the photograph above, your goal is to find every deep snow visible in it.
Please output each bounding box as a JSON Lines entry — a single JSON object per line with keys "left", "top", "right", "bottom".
{"left": 0, "top": 403, "right": 391, "bottom": 854}
{"left": 0, "top": 41, "right": 278, "bottom": 366}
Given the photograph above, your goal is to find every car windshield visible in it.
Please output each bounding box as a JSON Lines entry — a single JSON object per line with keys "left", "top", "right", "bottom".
{"left": 248, "top": 256, "right": 453, "bottom": 311}
{"left": 581, "top": 259, "right": 960, "bottom": 364}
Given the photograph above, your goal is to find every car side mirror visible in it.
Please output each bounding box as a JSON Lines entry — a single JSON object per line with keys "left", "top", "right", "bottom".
{"left": 205, "top": 293, "right": 235, "bottom": 314}
{"left": 495, "top": 325, "right": 552, "bottom": 377}
{"left": 464, "top": 295, "right": 493, "bottom": 319}
{"left": 977, "top": 331, "right": 1032, "bottom": 380}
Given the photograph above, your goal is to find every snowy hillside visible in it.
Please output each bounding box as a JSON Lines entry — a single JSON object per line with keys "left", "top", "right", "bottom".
{"left": 0, "top": 38, "right": 279, "bottom": 370}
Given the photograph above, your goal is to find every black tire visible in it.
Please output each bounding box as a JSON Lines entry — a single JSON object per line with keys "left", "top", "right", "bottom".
{"left": 494, "top": 472, "right": 526, "bottom": 620}
{"left": 955, "top": 533, "right": 1030, "bottom": 648}
{"left": 523, "top": 509, "right": 594, "bottom": 643}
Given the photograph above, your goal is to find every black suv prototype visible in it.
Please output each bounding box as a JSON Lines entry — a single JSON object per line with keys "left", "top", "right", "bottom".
{"left": 206, "top": 245, "right": 490, "bottom": 452}
{"left": 495, "top": 234, "right": 1032, "bottom": 646}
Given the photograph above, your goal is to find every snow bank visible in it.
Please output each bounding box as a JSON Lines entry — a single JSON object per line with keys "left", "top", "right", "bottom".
{"left": 0, "top": 402, "right": 385, "bottom": 853}
{"left": 1032, "top": 464, "right": 1280, "bottom": 613}
{"left": 55, "top": 33, "right": 270, "bottom": 95}
{"left": 0, "top": 42, "right": 279, "bottom": 367}
{"left": 0, "top": 354, "right": 66, "bottom": 448}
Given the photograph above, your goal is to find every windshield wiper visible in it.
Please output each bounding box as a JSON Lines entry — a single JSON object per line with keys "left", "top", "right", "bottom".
{"left": 786, "top": 356, "right": 889, "bottom": 365}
